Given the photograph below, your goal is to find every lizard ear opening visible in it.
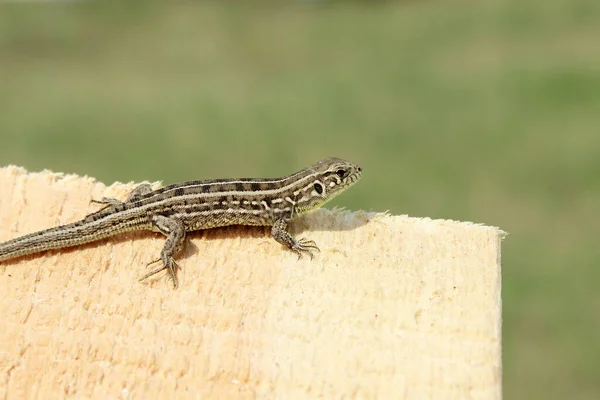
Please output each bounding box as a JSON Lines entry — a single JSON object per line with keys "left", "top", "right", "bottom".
{"left": 313, "top": 182, "right": 324, "bottom": 195}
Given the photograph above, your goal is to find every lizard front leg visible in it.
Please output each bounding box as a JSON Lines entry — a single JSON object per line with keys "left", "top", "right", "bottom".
{"left": 271, "top": 217, "right": 320, "bottom": 259}
{"left": 139, "top": 215, "right": 186, "bottom": 288}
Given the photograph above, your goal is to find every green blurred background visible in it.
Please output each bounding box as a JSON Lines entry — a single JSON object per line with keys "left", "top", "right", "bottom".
{"left": 1, "top": 1, "right": 599, "bottom": 398}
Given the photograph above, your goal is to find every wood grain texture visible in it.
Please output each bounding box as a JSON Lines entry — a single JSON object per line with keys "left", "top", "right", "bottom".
{"left": 0, "top": 166, "right": 504, "bottom": 399}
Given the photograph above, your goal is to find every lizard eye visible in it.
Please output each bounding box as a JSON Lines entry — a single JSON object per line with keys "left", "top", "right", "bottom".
{"left": 313, "top": 182, "right": 323, "bottom": 195}
{"left": 336, "top": 169, "right": 346, "bottom": 178}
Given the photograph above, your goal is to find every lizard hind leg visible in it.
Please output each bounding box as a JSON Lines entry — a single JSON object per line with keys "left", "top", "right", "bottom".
{"left": 89, "top": 183, "right": 155, "bottom": 214}
{"left": 138, "top": 257, "right": 181, "bottom": 288}
{"left": 124, "top": 183, "right": 154, "bottom": 201}
{"left": 138, "top": 214, "right": 186, "bottom": 289}
{"left": 91, "top": 183, "right": 154, "bottom": 206}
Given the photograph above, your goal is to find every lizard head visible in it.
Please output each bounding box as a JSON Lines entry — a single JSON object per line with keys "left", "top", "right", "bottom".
{"left": 294, "top": 157, "right": 362, "bottom": 215}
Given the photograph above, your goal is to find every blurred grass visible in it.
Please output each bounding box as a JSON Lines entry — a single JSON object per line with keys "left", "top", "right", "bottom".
{"left": 1, "top": 0, "right": 599, "bottom": 398}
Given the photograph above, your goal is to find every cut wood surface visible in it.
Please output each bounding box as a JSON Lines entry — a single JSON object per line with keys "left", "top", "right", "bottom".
{"left": 0, "top": 166, "right": 504, "bottom": 399}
